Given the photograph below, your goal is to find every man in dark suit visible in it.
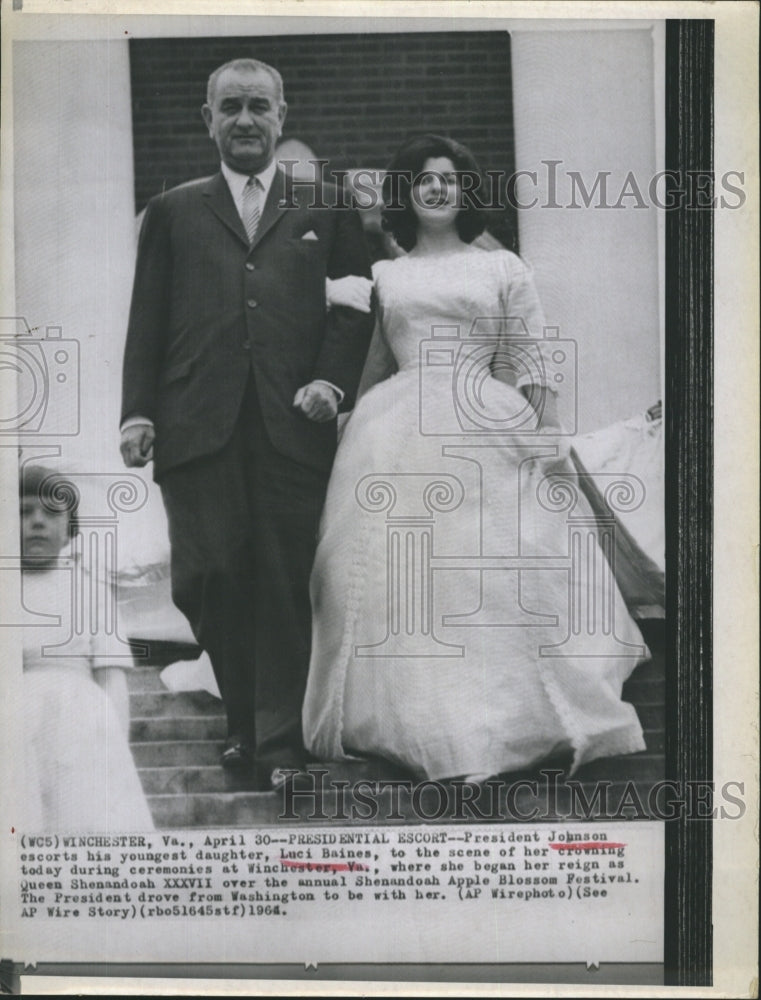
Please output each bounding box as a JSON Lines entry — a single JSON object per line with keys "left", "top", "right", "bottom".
{"left": 120, "top": 57, "right": 373, "bottom": 788}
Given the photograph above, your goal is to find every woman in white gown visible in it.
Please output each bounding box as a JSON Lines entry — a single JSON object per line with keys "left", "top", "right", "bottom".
{"left": 303, "top": 135, "right": 656, "bottom": 783}
{"left": 19, "top": 466, "right": 154, "bottom": 832}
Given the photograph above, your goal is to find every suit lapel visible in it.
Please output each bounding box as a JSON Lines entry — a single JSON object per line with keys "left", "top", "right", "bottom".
{"left": 202, "top": 173, "right": 249, "bottom": 247}
{"left": 249, "top": 166, "right": 293, "bottom": 251}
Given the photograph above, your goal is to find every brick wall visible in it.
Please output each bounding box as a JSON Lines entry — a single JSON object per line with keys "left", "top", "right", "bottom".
{"left": 129, "top": 31, "right": 517, "bottom": 248}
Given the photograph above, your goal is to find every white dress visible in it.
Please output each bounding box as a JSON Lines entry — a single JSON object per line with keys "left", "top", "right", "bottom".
{"left": 21, "top": 566, "right": 154, "bottom": 832}
{"left": 303, "top": 248, "right": 648, "bottom": 781}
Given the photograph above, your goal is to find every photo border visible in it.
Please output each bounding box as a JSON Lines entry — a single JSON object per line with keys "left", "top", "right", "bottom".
{"left": 0, "top": 4, "right": 755, "bottom": 996}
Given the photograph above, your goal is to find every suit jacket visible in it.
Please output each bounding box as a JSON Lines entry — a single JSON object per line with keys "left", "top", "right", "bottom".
{"left": 121, "top": 167, "right": 374, "bottom": 479}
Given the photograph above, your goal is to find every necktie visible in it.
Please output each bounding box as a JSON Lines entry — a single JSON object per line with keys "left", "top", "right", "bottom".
{"left": 242, "top": 175, "right": 262, "bottom": 244}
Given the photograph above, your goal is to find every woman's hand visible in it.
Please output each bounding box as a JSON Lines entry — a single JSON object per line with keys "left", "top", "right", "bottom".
{"left": 521, "top": 383, "right": 562, "bottom": 433}
{"left": 326, "top": 275, "right": 373, "bottom": 313}
{"left": 521, "top": 383, "right": 570, "bottom": 465}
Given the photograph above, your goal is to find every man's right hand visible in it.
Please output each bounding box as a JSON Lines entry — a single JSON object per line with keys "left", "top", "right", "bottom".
{"left": 120, "top": 424, "right": 155, "bottom": 467}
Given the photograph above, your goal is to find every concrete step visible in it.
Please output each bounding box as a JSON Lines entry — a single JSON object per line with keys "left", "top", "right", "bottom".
{"left": 140, "top": 765, "right": 264, "bottom": 795}
{"left": 625, "top": 654, "right": 663, "bottom": 673}
{"left": 144, "top": 758, "right": 417, "bottom": 828}
{"left": 631, "top": 703, "right": 665, "bottom": 731}
{"left": 148, "top": 791, "right": 284, "bottom": 829}
{"left": 643, "top": 728, "right": 664, "bottom": 753}
{"left": 129, "top": 690, "right": 222, "bottom": 718}
{"left": 625, "top": 684, "right": 665, "bottom": 708}
{"left": 138, "top": 755, "right": 410, "bottom": 795}
{"left": 127, "top": 666, "right": 167, "bottom": 693}
{"left": 573, "top": 752, "right": 664, "bottom": 782}
{"left": 627, "top": 657, "right": 663, "bottom": 681}
{"left": 131, "top": 715, "right": 226, "bottom": 742}
{"left": 137, "top": 749, "right": 664, "bottom": 798}
{"left": 133, "top": 740, "right": 224, "bottom": 767}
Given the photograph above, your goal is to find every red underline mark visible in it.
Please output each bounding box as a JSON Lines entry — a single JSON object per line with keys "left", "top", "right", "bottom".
{"left": 549, "top": 842, "right": 626, "bottom": 851}
{"left": 278, "top": 858, "right": 369, "bottom": 872}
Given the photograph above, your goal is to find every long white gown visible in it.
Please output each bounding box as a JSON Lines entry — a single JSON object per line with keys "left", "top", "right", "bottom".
{"left": 21, "top": 566, "right": 154, "bottom": 832}
{"left": 303, "top": 247, "right": 649, "bottom": 781}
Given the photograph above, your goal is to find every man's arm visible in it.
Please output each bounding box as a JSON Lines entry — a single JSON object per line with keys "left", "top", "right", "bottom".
{"left": 294, "top": 272, "right": 372, "bottom": 422}
{"left": 121, "top": 197, "right": 172, "bottom": 432}
{"left": 310, "top": 205, "right": 375, "bottom": 412}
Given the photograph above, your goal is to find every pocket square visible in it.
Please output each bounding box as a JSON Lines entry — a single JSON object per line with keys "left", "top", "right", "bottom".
{"left": 301, "top": 230, "right": 319, "bottom": 241}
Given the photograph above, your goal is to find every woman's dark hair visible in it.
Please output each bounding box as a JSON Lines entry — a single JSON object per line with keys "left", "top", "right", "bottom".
{"left": 381, "top": 134, "right": 487, "bottom": 252}
{"left": 20, "top": 465, "right": 80, "bottom": 538}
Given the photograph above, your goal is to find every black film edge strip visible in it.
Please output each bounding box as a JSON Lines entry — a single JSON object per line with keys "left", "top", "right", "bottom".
{"left": 664, "top": 17, "right": 714, "bottom": 988}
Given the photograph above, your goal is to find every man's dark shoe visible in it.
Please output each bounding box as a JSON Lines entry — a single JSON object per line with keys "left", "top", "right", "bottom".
{"left": 221, "top": 737, "right": 253, "bottom": 770}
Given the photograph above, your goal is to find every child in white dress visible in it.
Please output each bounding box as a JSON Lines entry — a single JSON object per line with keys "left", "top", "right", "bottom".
{"left": 19, "top": 465, "right": 154, "bottom": 832}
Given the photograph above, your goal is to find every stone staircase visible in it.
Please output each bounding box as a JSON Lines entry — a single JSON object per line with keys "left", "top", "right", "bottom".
{"left": 127, "top": 622, "right": 666, "bottom": 829}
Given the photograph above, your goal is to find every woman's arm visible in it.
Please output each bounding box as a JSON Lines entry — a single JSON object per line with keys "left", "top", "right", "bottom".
{"left": 353, "top": 261, "right": 398, "bottom": 402}
{"left": 356, "top": 317, "right": 397, "bottom": 402}
{"left": 326, "top": 275, "right": 373, "bottom": 313}
{"left": 495, "top": 252, "right": 563, "bottom": 431}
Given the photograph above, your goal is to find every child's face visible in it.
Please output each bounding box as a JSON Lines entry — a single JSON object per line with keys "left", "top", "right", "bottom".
{"left": 20, "top": 496, "right": 70, "bottom": 565}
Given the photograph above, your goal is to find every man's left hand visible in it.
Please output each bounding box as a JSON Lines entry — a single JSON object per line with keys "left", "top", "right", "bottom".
{"left": 293, "top": 381, "right": 339, "bottom": 423}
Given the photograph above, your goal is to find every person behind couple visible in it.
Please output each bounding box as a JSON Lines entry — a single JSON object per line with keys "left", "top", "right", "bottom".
{"left": 303, "top": 133, "right": 649, "bottom": 783}
{"left": 120, "top": 57, "right": 374, "bottom": 789}
{"left": 19, "top": 466, "right": 153, "bottom": 831}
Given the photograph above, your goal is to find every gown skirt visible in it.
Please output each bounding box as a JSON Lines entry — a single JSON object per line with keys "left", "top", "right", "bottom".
{"left": 24, "top": 664, "right": 155, "bottom": 832}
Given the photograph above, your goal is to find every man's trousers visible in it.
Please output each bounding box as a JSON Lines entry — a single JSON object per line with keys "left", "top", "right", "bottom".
{"left": 159, "top": 378, "right": 329, "bottom": 767}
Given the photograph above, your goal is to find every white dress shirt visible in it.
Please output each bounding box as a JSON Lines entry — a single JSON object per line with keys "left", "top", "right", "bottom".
{"left": 220, "top": 158, "right": 279, "bottom": 218}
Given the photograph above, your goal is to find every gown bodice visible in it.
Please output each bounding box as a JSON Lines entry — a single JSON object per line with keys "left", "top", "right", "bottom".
{"left": 372, "top": 247, "right": 558, "bottom": 390}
